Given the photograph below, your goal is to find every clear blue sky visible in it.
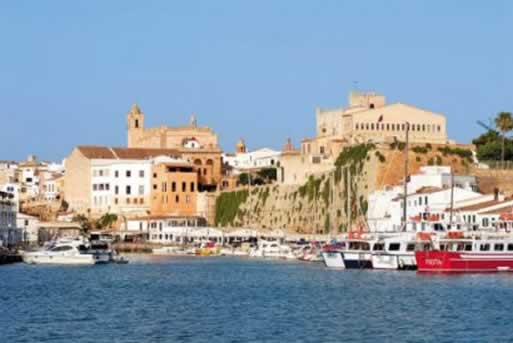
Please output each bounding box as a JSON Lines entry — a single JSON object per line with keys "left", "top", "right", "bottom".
{"left": 1, "top": 1, "right": 512, "bottom": 161}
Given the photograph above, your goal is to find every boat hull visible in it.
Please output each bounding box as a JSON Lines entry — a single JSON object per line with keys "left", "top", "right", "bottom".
{"left": 22, "top": 254, "right": 99, "bottom": 265}
{"left": 416, "top": 251, "right": 513, "bottom": 272}
{"left": 372, "top": 253, "right": 417, "bottom": 270}
{"left": 343, "top": 252, "right": 373, "bottom": 269}
{"left": 322, "top": 251, "right": 345, "bottom": 268}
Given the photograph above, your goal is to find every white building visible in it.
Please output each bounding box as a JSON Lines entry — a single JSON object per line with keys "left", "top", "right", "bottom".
{"left": 16, "top": 213, "right": 41, "bottom": 244}
{"left": 368, "top": 166, "right": 482, "bottom": 232}
{"left": 223, "top": 148, "right": 281, "bottom": 174}
{"left": 0, "top": 191, "right": 22, "bottom": 247}
{"left": 125, "top": 215, "right": 209, "bottom": 243}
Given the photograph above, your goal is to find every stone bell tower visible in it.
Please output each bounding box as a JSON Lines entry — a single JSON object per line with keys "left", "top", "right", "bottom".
{"left": 127, "top": 103, "right": 144, "bottom": 148}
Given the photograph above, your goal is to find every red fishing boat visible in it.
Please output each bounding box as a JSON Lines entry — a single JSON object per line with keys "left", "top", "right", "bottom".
{"left": 416, "top": 233, "right": 513, "bottom": 272}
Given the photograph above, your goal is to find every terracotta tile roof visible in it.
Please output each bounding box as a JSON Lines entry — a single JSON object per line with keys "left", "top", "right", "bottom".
{"left": 392, "top": 186, "right": 443, "bottom": 201}
{"left": 451, "top": 199, "right": 508, "bottom": 212}
{"left": 77, "top": 146, "right": 180, "bottom": 160}
{"left": 480, "top": 205, "right": 513, "bottom": 215}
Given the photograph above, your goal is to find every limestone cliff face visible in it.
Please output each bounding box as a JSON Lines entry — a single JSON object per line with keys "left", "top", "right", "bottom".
{"left": 214, "top": 143, "right": 475, "bottom": 233}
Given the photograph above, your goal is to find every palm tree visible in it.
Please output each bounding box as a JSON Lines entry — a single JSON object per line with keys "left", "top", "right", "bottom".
{"left": 495, "top": 112, "right": 513, "bottom": 163}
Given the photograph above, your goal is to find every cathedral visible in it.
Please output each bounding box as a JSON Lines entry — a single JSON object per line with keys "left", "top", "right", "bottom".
{"left": 126, "top": 104, "right": 223, "bottom": 189}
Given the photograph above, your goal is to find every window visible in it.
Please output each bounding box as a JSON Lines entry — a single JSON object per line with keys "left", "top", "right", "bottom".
{"left": 99, "top": 184, "right": 105, "bottom": 191}
{"left": 464, "top": 244, "right": 472, "bottom": 251}
{"left": 135, "top": 119, "right": 139, "bottom": 128}
{"left": 153, "top": 184, "right": 157, "bottom": 190}
{"left": 114, "top": 198, "right": 118, "bottom": 205}
{"left": 115, "top": 186, "right": 119, "bottom": 195}
{"left": 494, "top": 243, "right": 504, "bottom": 251}
{"left": 419, "top": 197, "right": 423, "bottom": 206}
{"left": 203, "top": 168, "right": 207, "bottom": 176}
{"left": 99, "top": 170, "right": 104, "bottom": 177}
{"left": 93, "top": 184, "right": 98, "bottom": 191}
{"left": 172, "top": 182, "right": 176, "bottom": 192}
{"left": 422, "top": 124, "right": 426, "bottom": 131}
{"left": 480, "top": 243, "right": 490, "bottom": 251}
{"left": 437, "top": 125, "right": 441, "bottom": 132}
{"left": 126, "top": 170, "right": 131, "bottom": 177}
{"left": 508, "top": 244, "right": 513, "bottom": 251}
{"left": 182, "top": 182, "right": 186, "bottom": 192}
{"left": 371, "top": 123, "right": 374, "bottom": 130}
{"left": 191, "top": 182, "right": 195, "bottom": 192}
{"left": 406, "top": 243, "right": 415, "bottom": 252}
{"left": 127, "top": 198, "right": 131, "bottom": 204}
{"left": 139, "top": 170, "right": 144, "bottom": 178}
{"left": 401, "top": 124, "right": 405, "bottom": 131}
{"left": 126, "top": 185, "right": 131, "bottom": 195}
{"left": 153, "top": 173, "right": 157, "bottom": 178}
{"left": 355, "top": 123, "right": 359, "bottom": 130}
{"left": 115, "top": 170, "right": 119, "bottom": 178}
{"left": 425, "top": 196, "right": 428, "bottom": 205}
{"left": 162, "top": 182, "right": 167, "bottom": 192}
{"left": 482, "top": 218, "right": 489, "bottom": 227}
{"left": 105, "top": 184, "right": 110, "bottom": 191}
{"left": 386, "top": 123, "right": 390, "bottom": 131}
{"left": 389, "top": 243, "right": 400, "bottom": 251}
{"left": 138, "top": 185, "right": 144, "bottom": 195}
{"left": 175, "top": 195, "right": 179, "bottom": 203}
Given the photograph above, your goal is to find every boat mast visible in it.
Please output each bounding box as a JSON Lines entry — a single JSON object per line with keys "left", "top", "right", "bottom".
{"left": 402, "top": 122, "right": 410, "bottom": 231}
{"left": 449, "top": 171, "right": 454, "bottom": 229}
{"left": 347, "top": 167, "right": 352, "bottom": 232}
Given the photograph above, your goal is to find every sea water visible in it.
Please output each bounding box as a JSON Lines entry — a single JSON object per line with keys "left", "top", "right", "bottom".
{"left": 1, "top": 256, "right": 513, "bottom": 343}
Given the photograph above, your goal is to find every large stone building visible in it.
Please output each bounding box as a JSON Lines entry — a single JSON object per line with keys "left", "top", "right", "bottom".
{"left": 126, "top": 104, "right": 222, "bottom": 188}
{"left": 279, "top": 91, "right": 451, "bottom": 185}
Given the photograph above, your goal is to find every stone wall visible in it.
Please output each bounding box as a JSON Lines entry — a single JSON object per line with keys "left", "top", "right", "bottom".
{"left": 214, "top": 143, "right": 476, "bottom": 233}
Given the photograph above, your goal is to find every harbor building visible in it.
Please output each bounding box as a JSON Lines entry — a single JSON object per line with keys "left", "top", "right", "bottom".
{"left": 150, "top": 161, "right": 199, "bottom": 216}
{"left": 64, "top": 146, "right": 214, "bottom": 219}
{"left": 126, "top": 104, "right": 223, "bottom": 188}
{"left": 366, "top": 166, "right": 511, "bottom": 232}
{"left": 223, "top": 138, "right": 281, "bottom": 174}
{"left": 0, "top": 191, "right": 22, "bottom": 247}
{"left": 278, "top": 91, "right": 451, "bottom": 185}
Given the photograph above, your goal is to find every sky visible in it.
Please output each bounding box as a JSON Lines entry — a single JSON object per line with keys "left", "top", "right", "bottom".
{"left": 1, "top": 1, "right": 512, "bottom": 162}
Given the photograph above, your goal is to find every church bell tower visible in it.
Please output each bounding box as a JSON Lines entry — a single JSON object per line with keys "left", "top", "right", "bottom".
{"left": 127, "top": 103, "right": 144, "bottom": 147}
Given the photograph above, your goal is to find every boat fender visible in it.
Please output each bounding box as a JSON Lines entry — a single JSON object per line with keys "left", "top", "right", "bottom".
{"left": 398, "top": 259, "right": 404, "bottom": 270}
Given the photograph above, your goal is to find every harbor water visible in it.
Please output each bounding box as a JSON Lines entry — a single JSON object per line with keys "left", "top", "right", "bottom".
{"left": 2, "top": 257, "right": 513, "bottom": 343}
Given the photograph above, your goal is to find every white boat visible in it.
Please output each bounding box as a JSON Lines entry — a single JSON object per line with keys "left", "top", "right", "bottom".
{"left": 371, "top": 235, "right": 417, "bottom": 270}
{"left": 249, "top": 240, "right": 297, "bottom": 260}
{"left": 22, "top": 237, "right": 111, "bottom": 265}
{"left": 342, "top": 239, "right": 381, "bottom": 269}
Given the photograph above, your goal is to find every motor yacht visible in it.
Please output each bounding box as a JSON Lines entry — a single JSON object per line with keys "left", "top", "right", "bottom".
{"left": 22, "top": 237, "right": 111, "bottom": 265}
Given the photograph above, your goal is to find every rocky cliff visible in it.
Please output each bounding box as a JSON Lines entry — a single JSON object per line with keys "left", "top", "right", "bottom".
{"left": 215, "top": 143, "right": 475, "bottom": 233}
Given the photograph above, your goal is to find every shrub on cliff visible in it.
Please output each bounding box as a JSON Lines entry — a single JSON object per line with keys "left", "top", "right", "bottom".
{"left": 215, "top": 190, "right": 249, "bottom": 226}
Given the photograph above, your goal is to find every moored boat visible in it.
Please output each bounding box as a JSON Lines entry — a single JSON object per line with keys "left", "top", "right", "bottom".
{"left": 416, "top": 232, "right": 513, "bottom": 272}
{"left": 371, "top": 234, "right": 417, "bottom": 270}
{"left": 22, "top": 237, "right": 111, "bottom": 265}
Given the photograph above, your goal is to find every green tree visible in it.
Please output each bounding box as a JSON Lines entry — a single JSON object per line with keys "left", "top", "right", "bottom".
{"left": 97, "top": 213, "right": 118, "bottom": 229}
{"left": 495, "top": 112, "right": 513, "bottom": 163}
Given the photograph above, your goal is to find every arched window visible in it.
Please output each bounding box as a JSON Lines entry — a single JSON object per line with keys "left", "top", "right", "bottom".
{"left": 193, "top": 159, "right": 202, "bottom": 166}
{"left": 371, "top": 123, "right": 375, "bottom": 130}
{"left": 135, "top": 119, "right": 139, "bottom": 128}
{"left": 206, "top": 159, "right": 214, "bottom": 166}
